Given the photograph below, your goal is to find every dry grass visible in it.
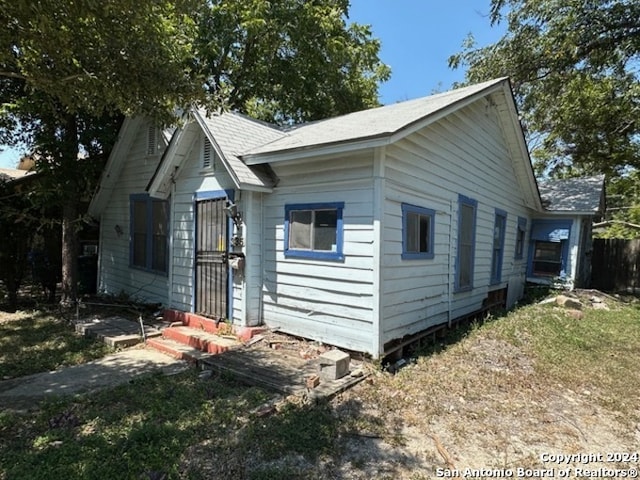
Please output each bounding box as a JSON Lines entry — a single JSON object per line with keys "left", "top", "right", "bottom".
{"left": 335, "top": 293, "right": 640, "bottom": 477}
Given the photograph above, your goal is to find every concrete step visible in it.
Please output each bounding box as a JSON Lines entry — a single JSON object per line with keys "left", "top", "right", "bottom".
{"left": 145, "top": 338, "right": 213, "bottom": 365}
{"left": 161, "top": 326, "right": 241, "bottom": 354}
{"left": 75, "top": 316, "right": 162, "bottom": 348}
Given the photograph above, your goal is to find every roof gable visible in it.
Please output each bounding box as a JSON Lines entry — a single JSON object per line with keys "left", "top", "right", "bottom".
{"left": 146, "top": 110, "right": 286, "bottom": 197}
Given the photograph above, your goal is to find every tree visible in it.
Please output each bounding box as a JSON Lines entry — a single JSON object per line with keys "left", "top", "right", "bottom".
{"left": 449, "top": 0, "right": 640, "bottom": 179}
{"left": 0, "top": 0, "right": 389, "bottom": 303}
{"left": 193, "top": 0, "right": 390, "bottom": 124}
{"left": 1, "top": 0, "right": 204, "bottom": 304}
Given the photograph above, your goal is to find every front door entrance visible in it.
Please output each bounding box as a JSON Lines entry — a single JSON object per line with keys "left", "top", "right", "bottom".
{"left": 195, "top": 197, "right": 228, "bottom": 319}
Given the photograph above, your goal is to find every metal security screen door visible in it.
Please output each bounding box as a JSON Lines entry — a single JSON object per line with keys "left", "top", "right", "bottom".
{"left": 195, "top": 197, "right": 228, "bottom": 319}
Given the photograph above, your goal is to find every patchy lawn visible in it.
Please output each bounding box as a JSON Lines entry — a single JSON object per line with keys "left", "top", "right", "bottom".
{"left": 0, "top": 310, "right": 113, "bottom": 379}
{"left": 1, "top": 293, "right": 639, "bottom": 479}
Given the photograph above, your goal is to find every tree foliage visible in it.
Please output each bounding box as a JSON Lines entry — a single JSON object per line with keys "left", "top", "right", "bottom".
{"left": 449, "top": 0, "right": 640, "bottom": 179}
{"left": 194, "top": 0, "right": 389, "bottom": 123}
{"left": 0, "top": 0, "right": 389, "bottom": 302}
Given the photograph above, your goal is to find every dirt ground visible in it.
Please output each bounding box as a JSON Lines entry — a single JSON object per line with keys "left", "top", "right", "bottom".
{"left": 328, "top": 340, "right": 640, "bottom": 479}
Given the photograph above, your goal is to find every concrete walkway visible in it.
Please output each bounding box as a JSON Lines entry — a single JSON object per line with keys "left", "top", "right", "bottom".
{"left": 0, "top": 348, "right": 186, "bottom": 411}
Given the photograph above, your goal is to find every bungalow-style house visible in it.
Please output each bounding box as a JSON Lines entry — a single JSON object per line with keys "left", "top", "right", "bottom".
{"left": 88, "top": 78, "right": 603, "bottom": 358}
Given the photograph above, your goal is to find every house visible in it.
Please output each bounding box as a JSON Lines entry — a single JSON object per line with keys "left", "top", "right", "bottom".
{"left": 88, "top": 78, "right": 602, "bottom": 358}
{"left": 532, "top": 175, "right": 605, "bottom": 288}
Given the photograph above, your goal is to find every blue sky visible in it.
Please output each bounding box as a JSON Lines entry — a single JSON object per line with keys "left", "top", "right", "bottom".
{"left": 349, "top": 0, "right": 504, "bottom": 104}
{"left": 0, "top": 1, "right": 503, "bottom": 169}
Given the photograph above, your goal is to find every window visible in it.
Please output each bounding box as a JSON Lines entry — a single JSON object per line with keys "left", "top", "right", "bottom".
{"left": 456, "top": 195, "right": 477, "bottom": 291}
{"left": 130, "top": 194, "right": 169, "bottom": 273}
{"left": 401, "top": 203, "right": 435, "bottom": 259}
{"left": 532, "top": 241, "right": 563, "bottom": 276}
{"left": 491, "top": 209, "right": 507, "bottom": 284}
{"left": 528, "top": 219, "right": 572, "bottom": 278}
{"left": 515, "top": 217, "right": 527, "bottom": 259}
{"left": 284, "top": 202, "right": 344, "bottom": 260}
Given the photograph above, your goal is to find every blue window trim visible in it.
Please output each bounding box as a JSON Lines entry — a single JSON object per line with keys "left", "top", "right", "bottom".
{"left": 284, "top": 202, "right": 345, "bottom": 261}
{"left": 401, "top": 203, "right": 435, "bottom": 260}
{"left": 515, "top": 216, "right": 527, "bottom": 260}
{"left": 491, "top": 208, "right": 507, "bottom": 284}
{"left": 129, "top": 193, "right": 170, "bottom": 276}
{"left": 455, "top": 194, "right": 477, "bottom": 292}
{"left": 194, "top": 189, "right": 235, "bottom": 202}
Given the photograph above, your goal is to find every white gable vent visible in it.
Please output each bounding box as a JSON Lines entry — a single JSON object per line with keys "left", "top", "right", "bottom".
{"left": 203, "top": 137, "right": 214, "bottom": 169}
{"left": 146, "top": 125, "right": 157, "bottom": 155}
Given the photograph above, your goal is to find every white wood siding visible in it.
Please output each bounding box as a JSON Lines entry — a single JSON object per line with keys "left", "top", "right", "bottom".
{"left": 262, "top": 153, "right": 377, "bottom": 353}
{"left": 381, "top": 99, "right": 533, "bottom": 344}
{"left": 97, "top": 120, "right": 169, "bottom": 305}
{"left": 169, "top": 131, "right": 236, "bottom": 316}
{"left": 241, "top": 190, "right": 263, "bottom": 326}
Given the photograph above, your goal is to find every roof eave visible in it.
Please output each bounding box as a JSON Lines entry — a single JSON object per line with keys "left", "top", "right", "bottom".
{"left": 146, "top": 122, "right": 191, "bottom": 198}
{"left": 88, "top": 117, "right": 144, "bottom": 217}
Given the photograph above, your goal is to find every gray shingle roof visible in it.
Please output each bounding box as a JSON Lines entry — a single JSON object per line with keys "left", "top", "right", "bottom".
{"left": 194, "top": 110, "right": 285, "bottom": 189}
{"left": 539, "top": 175, "right": 605, "bottom": 213}
{"left": 244, "top": 78, "right": 507, "bottom": 157}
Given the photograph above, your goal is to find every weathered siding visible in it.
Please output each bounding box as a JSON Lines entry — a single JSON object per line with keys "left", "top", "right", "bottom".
{"left": 381, "top": 99, "right": 532, "bottom": 344}
{"left": 261, "top": 153, "right": 377, "bottom": 353}
{"left": 241, "top": 190, "right": 263, "bottom": 326}
{"left": 97, "top": 120, "right": 169, "bottom": 304}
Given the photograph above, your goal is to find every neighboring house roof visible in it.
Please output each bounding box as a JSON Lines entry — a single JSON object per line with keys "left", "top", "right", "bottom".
{"left": 0, "top": 167, "right": 32, "bottom": 182}
{"left": 539, "top": 174, "right": 605, "bottom": 214}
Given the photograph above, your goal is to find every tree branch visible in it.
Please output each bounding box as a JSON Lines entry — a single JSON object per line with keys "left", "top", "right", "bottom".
{"left": 0, "top": 71, "right": 27, "bottom": 80}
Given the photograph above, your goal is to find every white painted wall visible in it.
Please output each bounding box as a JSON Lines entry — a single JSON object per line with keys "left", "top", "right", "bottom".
{"left": 261, "top": 153, "right": 377, "bottom": 353}
{"left": 97, "top": 120, "right": 170, "bottom": 305}
{"left": 380, "top": 98, "right": 533, "bottom": 345}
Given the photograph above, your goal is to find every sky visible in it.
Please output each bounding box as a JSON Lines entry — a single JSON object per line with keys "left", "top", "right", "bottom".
{"left": 0, "top": 0, "right": 504, "bottom": 169}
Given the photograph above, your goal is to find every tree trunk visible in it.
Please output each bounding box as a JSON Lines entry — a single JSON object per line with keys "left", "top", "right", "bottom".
{"left": 59, "top": 113, "right": 80, "bottom": 305}
{"left": 60, "top": 199, "right": 78, "bottom": 305}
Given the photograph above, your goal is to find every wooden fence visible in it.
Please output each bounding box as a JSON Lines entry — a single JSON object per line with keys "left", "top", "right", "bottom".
{"left": 590, "top": 238, "right": 640, "bottom": 292}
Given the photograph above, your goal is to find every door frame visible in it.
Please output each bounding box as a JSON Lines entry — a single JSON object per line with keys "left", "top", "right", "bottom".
{"left": 193, "top": 189, "right": 235, "bottom": 320}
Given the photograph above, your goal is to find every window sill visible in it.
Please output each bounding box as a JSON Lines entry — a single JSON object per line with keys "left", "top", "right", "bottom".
{"left": 454, "top": 285, "right": 473, "bottom": 293}
{"left": 401, "top": 252, "right": 435, "bottom": 260}
{"left": 284, "top": 250, "right": 344, "bottom": 262}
